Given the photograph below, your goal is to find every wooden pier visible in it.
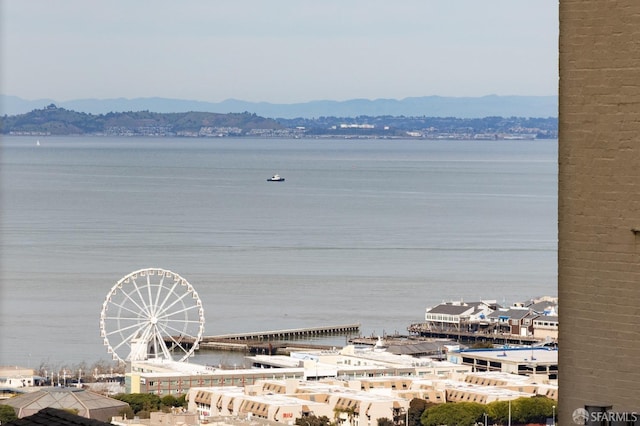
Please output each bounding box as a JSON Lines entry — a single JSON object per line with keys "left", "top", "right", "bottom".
{"left": 203, "top": 323, "right": 360, "bottom": 342}
{"left": 169, "top": 324, "right": 360, "bottom": 354}
{"left": 407, "top": 326, "right": 554, "bottom": 347}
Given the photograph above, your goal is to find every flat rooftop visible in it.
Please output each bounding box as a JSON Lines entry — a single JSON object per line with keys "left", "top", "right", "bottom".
{"left": 457, "top": 347, "right": 558, "bottom": 364}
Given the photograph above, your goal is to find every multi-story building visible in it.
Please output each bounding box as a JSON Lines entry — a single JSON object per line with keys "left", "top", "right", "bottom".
{"left": 125, "top": 344, "right": 473, "bottom": 396}
{"left": 447, "top": 347, "right": 558, "bottom": 382}
{"left": 187, "top": 379, "right": 409, "bottom": 425}
{"left": 559, "top": 0, "right": 640, "bottom": 418}
{"left": 532, "top": 316, "right": 558, "bottom": 341}
{"left": 487, "top": 308, "right": 538, "bottom": 336}
{"left": 423, "top": 300, "right": 498, "bottom": 332}
{"left": 186, "top": 371, "right": 557, "bottom": 424}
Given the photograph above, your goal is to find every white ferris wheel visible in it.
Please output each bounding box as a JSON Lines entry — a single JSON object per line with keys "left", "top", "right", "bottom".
{"left": 100, "top": 268, "right": 205, "bottom": 363}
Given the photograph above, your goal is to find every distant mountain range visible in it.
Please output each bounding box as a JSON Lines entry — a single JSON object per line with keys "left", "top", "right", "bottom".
{"left": 1, "top": 94, "right": 557, "bottom": 119}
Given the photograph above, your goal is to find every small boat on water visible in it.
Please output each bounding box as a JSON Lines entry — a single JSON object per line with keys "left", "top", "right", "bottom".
{"left": 267, "top": 174, "right": 285, "bottom": 182}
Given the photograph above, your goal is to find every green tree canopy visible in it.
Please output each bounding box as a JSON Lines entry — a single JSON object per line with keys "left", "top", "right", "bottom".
{"left": 0, "top": 404, "right": 18, "bottom": 423}
{"left": 408, "top": 398, "right": 435, "bottom": 426}
{"left": 422, "top": 402, "right": 484, "bottom": 426}
{"left": 113, "top": 393, "right": 161, "bottom": 414}
{"left": 377, "top": 417, "right": 395, "bottom": 426}
{"left": 294, "top": 415, "right": 333, "bottom": 426}
{"left": 118, "top": 406, "right": 135, "bottom": 420}
{"left": 485, "top": 397, "right": 556, "bottom": 425}
{"left": 161, "top": 395, "right": 178, "bottom": 408}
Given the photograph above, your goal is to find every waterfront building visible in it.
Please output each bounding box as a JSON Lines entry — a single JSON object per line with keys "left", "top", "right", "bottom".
{"left": 126, "top": 359, "right": 304, "bottom": 395}
{"left": 417, "top": 298, "right": 558, "bottom": 345}
{"left": 447, "top": 347, "right": 558, "bottom": 382}
{"left": 131, "top": 344, "right": 557, "bottom": 424}
{"left": 486, "top": 308, "right": 537, "bottom": 336}
{"left": 532, "top": 316, "right": 559, "bottom": 341}
{"left": 522, "top": 297, "right": 558, "bottom": 316}
{"left": 249, "top": 343, "right": 473, "bottom": 379}
{"left": 0, "top": 366, "right": 37, "bottom": 388}
{"left": 126, "top": 343, "right": 474, "bottom": 396}
{"left": 423, "top": 300, "right": 499, "bottom": 333}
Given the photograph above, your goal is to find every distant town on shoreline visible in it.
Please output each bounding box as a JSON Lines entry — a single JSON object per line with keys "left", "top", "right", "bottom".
{"left": 1, "top": 104, "right": 557, "bottom": 140}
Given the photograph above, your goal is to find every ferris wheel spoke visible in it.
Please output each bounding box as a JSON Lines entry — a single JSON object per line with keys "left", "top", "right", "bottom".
{"left": 104, "top": 320, "right": 148, "bottom": 337}
{"left": 157, "top": 303, "right": 199, "bottom": 320}
{"left": 157, "top": 317, "right": 196, "bottom": 334}
{"left": 158, "top": 320, "right": 202, "bottom": 337}
{"left": 145, "top": 274, "right": 155, "bottom": 315}
{"left": 103, "top": 314, "right": 147, "bottom": 321}
{"left": 168, "top": 339, "right": 190, "bottom": 356}
{"left": 160, "top": 322, "right": 199, "bottom": 340}
{"left": 152, "top": 327, "right": 173, "bottom": 359}
{"left": 160, "top": 328, "right": 195, "bottom": 355}
{"left": 111, "top": 322, "right": 152, "bottom": 353}
{"left": 152, "top": 274, "right": 168, "bottom": 314}
{"left": 130, "top": 277, "right": 153, "bottom": 316}
{"left": 160, "top": 317, "right": 202, "bottom": 326}
{"left": 116, "top": 287, "right": 152, "bottom": 318}
{"left": 155, "top": 290, "right": 193, "bottom": 318}
{"left": 107, "top": 297, "right": 151, "bottom": 320}
{"left": 158, "top": 326, "right": 190, "bottom": 344}
{"left": 154, "top": 279, "right": 181, "bottom": 319}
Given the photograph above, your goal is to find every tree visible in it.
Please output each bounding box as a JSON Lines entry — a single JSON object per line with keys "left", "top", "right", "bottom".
{"left": 137, "top": 409, "right": 151, "bottom": 419}
{"left": 486, "top": 397, "right": 556, "bottom": 425}
{"left": 513, "top": 396, "right": 556, "bottom": 424}
{"left": 485, "top": 400, "right": 509, "bottom": 424}
{"left": 408, "top": 398, "right": 435, "bottom": 426}
{"left": 422, "top": 402, "right": 484, "bottom": 426}
{"left": 334, "top": 407, "right": 357, "bottom": 426}
{"left": 295, "top": 414, "right": 333, "bottom": 426}
{"left": 118, "top": 406, "right": 135, "bottom": 420}
{"left": 161, "top": 395, "right": 178, "bottom": 408}
{"left": 175, "top": 394, "right": 187, "bottom": 408}
{"left": 0, "top": 404, "right": 18, "bottom": 423}
{"left": 113, "top": 393, "right": 161, "bottom": 414}
{"left": 378, "top": 417, "right": 395, "bottom": 426}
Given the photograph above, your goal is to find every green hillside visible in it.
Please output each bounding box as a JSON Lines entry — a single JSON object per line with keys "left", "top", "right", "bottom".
{"left": 0, "top": 104, "right": 285, "bottom": 136}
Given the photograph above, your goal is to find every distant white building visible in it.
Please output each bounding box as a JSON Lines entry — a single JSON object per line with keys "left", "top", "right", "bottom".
{"left": 532, "top": 315, "right": 559, "bottom": 340}
{"left": 447, "top": 347, "right": 558, "bottom": 381}
{"left": 0, "top": 367, "right": 36, "bottom": 388}
{"left": 424, "top": 300, "right": 498, "bottom": 332}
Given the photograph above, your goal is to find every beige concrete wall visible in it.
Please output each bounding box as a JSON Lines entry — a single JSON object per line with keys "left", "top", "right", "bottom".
{"left": 559, "top": 0, "right": 640, "bottom": 421}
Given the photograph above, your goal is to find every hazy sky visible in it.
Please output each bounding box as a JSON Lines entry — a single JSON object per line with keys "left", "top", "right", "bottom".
{"left": 1, "top": 1, "right": 558, "bottom": 103}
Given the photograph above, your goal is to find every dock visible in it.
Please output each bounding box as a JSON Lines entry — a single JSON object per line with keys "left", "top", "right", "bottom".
{"left": 407, "top": 324, "right": 554, "bottom": 347}
{"left": 169, "top": 324, "right": 360, "bottom": 354}
{"left": 203, "top": 323, "right": 360, "bottom": 341}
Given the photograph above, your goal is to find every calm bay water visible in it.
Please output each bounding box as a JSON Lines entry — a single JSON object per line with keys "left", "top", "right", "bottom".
{"left": 0, "top": 136, "right": 557, "bottom": 367}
